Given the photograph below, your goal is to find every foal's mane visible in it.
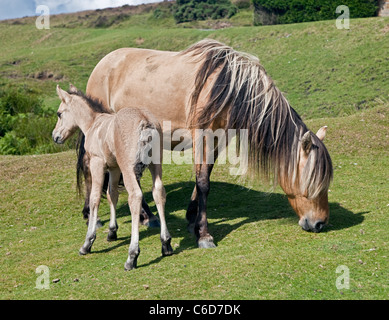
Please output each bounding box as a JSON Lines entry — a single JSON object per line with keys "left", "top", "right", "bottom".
{"left": 181, "top": 39, "right": 333, "bottom": 198}
{"left": 70, "top": 89, "right": 112, "bottom": 195}
{"left": 68, "top": 89, "right": 112, "bottom": 115}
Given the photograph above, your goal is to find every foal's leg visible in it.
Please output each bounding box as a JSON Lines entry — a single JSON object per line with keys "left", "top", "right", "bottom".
{"left": 79, "top": 157, "right": 105, "bottom": 255}
{"left": 122, "top": 172, "right": 143, "bottom": 271}
{"left": 148, "top": 163, "right": 173, "bottom": 257}
{"left": 82, "top": 153, "right": 103, "bottom": 228}
{"left": 106, "top": 168, "right": 121, "bottom": 242}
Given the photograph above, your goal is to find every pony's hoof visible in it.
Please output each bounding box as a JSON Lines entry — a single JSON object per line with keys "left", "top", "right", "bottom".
{"left": 96, "top": 219, "right": 103, "bottom": 229}
{"left": 187, "top": 223, "right": 195, "bottom": 234}
{"left": 198, "top": 237, "right": 216, "bottom": 249}
{"left": 161, "top": 239, "right": 173, "bottom": 256}
{"left": 107, "top": 230, "right": 117, "bottom": 242}
{"left": 147, "top": 217, "right": 160, "bottom": 228}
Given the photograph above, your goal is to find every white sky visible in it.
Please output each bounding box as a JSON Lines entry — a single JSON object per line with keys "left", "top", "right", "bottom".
{"left": 0, "top": 0, "right": 163, "bottom": 20}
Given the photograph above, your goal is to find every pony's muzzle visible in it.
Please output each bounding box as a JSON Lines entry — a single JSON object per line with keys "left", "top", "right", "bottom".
{"left": 299, "top": 218, "right": 326, "bottom": 233}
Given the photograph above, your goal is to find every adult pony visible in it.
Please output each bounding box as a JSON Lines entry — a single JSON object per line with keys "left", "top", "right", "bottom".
{"left": 80, "top": 39, "right": 333, "bottom": 248}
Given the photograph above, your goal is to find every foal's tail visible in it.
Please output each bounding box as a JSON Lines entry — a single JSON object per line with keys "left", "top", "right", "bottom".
{"left": 134, "top": 120, "right": 161, "bottom": 180}
{"left": 76, "top": 131, "right": 86, "bottom": 195}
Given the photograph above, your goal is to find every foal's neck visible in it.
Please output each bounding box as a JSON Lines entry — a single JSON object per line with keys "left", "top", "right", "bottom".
{"left": 71, "top": 98, "right": 99, "bottom": 134}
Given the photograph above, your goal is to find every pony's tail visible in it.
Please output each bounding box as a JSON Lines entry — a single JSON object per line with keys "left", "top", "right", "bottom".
{"left": 76, "top": 131, "right": 86, "bottom": 196}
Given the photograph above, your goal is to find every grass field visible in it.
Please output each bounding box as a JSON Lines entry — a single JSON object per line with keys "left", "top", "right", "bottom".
{"left": 0, "top": 5, "right": 388, "bottom": 300}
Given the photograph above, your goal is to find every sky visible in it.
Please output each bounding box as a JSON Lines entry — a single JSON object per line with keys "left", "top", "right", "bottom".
{"left": 0, "top": 0, "right": 163, "bottom": 20}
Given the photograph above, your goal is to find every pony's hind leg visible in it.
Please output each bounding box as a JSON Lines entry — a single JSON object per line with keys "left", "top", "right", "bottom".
{"left": 79, "top": 157, "right": 105, "bottom": 255}
{"left": 186, "top": 186, "right": 198, "bottom": 234}
{"left": 138, "top": 180, "right": 160, "bottom": 228}
{"left": 149, "top": 163, "right": 173, "bottom": 257}
{"left": 195, "top": 163, "right": 216, "bottom": 249}
{"left": 106, "top": 168, "right": 121, "bottom": 242}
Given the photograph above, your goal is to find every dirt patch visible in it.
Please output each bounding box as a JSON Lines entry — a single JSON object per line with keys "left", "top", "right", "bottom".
{"left": 34, "top": 32, "right": 53, "bottom": 44}
{"left": 30, "top": 71, "right": 64, "bottom": 81}
{"left": 381, "top": 24, "right": 389, "bottom": 33}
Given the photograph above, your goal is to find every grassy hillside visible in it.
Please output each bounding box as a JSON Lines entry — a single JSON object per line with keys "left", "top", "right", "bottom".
{"left": 0, "top": 3, "right": 388, "bottom": 300}
{"left": 1, "top": 6, "right": 388, "bottom": 118}
{"left": 1, "top": 106, "right": 388, "bottom": 300}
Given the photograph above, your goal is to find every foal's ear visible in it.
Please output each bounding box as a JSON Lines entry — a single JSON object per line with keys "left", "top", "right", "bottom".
{"left": 301, "top": 131, "right": 313, "bottom": 155}
{"left": 56, "top": 85, "right": 70, "bottom": 104}
{"left": 316, "top": 126, "right": 327, "bottom": 141}
{"left": 69, "top": 84, "right": 78, "bottom": 94}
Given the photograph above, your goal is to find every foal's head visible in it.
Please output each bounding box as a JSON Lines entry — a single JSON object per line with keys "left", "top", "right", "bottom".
{"left": 53, "top": 84, "right": 108, "bottom": 144}
{"left": 52, "top": 84, "right": 82, "bottom": 144}
{"left": 280, "top": 126, "right": 333, "bottom": 233}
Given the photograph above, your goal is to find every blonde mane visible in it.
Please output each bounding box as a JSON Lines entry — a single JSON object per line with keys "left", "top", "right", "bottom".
{"left": 181, "top": 39, "right": 333, "bottom": 198}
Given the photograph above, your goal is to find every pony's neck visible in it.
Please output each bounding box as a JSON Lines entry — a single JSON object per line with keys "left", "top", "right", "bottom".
{"left": 71, "top": 99, "right": 96, "bottom": 134}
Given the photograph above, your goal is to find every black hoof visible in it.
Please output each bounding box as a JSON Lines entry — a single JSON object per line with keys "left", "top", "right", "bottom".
{"left": 187, "top": 223, "right": 195, "bottom": 234}
{"left": 96, "top": 219, "right": 103, "bottom": 229}
{"left": 107, "top": 230, "right": 118, "bottom": 242}
{"left": 161, "top": 238, "right": 173, "bottom": 256}
{"left": 147, "top": 217, "right": 161, "bottom": 228}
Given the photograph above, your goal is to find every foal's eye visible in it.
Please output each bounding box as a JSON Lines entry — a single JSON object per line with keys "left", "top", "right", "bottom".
{"left": 57, "top": 112, "right": 62, "bottom": 119}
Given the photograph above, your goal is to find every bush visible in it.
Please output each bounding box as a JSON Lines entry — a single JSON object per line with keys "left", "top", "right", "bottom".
{"left": 0, "top": 87, "right": 75, "bottom": 155}
{"left": 174, "top": 0, "right": 238, "bottom": 23}
{"left": 253, "top": 0, "right": 379, "bottom": 25}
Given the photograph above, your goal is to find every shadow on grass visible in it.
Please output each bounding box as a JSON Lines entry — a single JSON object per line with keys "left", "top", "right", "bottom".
{"left": 94, "top": 181, "right": 366, "bottom": 262}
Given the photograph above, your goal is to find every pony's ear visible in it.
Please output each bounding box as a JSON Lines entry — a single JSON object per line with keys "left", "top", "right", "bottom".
{"left": 316, "top": 126, "right": 327, "bottom": 141}
{"left": 56, "top": 85, "right": 70, "bottom": 104}
{"left": 301, "top": 131, "right": 313, "bottom": 155}
{"left": 69, "top": 84, "right": 78, "bottom": 94}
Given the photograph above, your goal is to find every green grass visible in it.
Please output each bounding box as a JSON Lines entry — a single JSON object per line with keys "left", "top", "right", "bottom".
{"left": 0, "top": 5, "right": 388, "bottom": 300}
{"left": 1, "top": 105, "right": 388, "bottom": 299}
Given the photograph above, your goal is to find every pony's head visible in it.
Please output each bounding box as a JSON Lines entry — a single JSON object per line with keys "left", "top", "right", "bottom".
{"left": 52, "top": 84, "right": 79, "bottom": 144}
{"left": 280, "top": 126, "right": 332, "bottom": 233}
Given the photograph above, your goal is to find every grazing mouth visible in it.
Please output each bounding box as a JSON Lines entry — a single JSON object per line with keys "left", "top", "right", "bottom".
{"left": 299, "top": 218, "right": 325, "bottom": 233}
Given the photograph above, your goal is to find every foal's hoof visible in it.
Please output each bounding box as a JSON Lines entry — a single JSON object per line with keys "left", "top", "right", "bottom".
{"left": 197, "top": 237, "right": 216, "bottom": 249}
{"left": 79, "top": 247, "right": 91, "bottom": 255}
{"left": 124, "top": 258, "right": 138, "bottom": 271}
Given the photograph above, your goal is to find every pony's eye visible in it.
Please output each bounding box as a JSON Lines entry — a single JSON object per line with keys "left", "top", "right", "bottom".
{"left": 57, "top": 112, "right": 62, "bottom": 119}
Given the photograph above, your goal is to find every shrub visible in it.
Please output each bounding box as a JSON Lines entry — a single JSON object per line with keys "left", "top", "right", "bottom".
{"left": 0, "top": 87, "right": 75, "bottom": 155}
{"left": 174, "top": 0, "right": 238, "bottom": 23}
{"left": 253, "top": 0, "right": 379, "bottom": 25}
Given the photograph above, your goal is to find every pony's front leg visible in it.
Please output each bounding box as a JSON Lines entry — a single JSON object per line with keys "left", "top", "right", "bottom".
{"left": 79, "top": 157, "right": 105, "bottom": 255}
{"left": 106, "top": 168, "right": 121, "bottom": 242}
{"left": 123, "top": 174, "right": 143, "bottom": 271}
{"left": 149, "top": 163, "right": 173, "bottom": 257}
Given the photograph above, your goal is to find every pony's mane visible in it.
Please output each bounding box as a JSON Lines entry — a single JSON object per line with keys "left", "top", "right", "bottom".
{"left": 69, "top": 89, "right": 112, "bottom": 114}
{"left": 181, "top": 39, "right": 333, "bottom": 198}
